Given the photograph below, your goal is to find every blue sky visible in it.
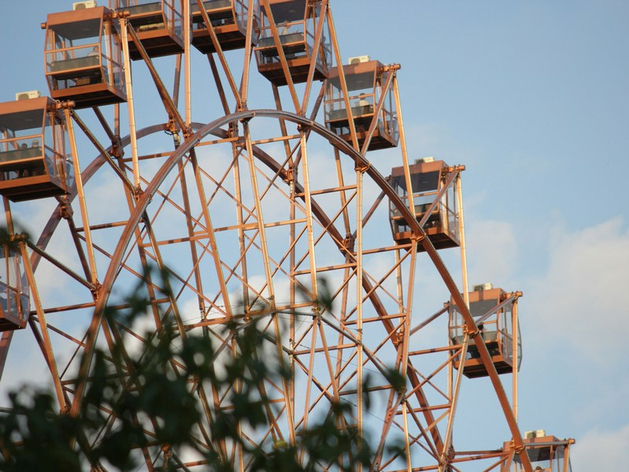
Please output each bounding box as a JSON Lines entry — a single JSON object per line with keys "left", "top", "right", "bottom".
{"left": 1, "top": 1, "right": 628, "bottom": 470}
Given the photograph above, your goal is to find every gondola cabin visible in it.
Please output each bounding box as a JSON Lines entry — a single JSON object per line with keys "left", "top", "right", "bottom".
{"left": 389, "top": 158, "right": 460, "bottom": 250}
{"left": 191, "top": 0, "right": 259, "bottom": 54}
{"left": 449, "top": 283, "right": 522, "bottom": 379}
{"left": 255, "top": 0, "right": 331, "bottom": 86}
{"left": 502, "top": 431, "right": 574, "bottom": 472}
{"left": 0, "top": 244, "right": 30, "bottom": 332}
{"left": 325, "top": 57, "right": 398, "bottom": 151}
{"left": 0, "top": 96, "right": 74, "bottom": 202}
{"left": 44, "top": 5, "right": 127, "bottom": 109}
{"left": 115, "top": 0, "right": 184, "bottom": 60}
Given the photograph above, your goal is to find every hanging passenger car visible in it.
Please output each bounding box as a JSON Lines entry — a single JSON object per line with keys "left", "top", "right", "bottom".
{"left": 191, "top": 0, "right": 259, "bottom": 54}
{"left": 502, "top": 430, "right": 575, "bottom": 472}
{"left": 44, "top": 5, "right": 126, "bottom": 108}
{"left": 325, "top": 57, "right": 399, "bottom": 151}
{"left": 255, "top": 0, "right": 331, "bottom": 86}
{"left": 0, "top": 96, "right": 74, "bottom": 202}
{"left": 389, "top": 157, "right": 460, "bottom": 250}
{"left": 449, "top": 283, "right": 522, "bottom": 379}
{"left": 115, "top": 0, "right": 184, "bottom": 60}
{"left": 0, "top": 243, "right": 30, "bottom": 332}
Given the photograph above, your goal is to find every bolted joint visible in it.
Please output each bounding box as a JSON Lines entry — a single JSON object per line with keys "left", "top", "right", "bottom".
{"left": 283, "top": 166, "right": 295, "bottom": 184}
{"left": 228, "top": 122, "right": 239, "bottom": 138}
{"left": 90, "top": 282, "right": 102, "bottom": 300}
{"left": 133, "top": 185, "right": 144, "bottom": 201}
{"left": 466, "top": 325, "right": 480, "bottom": 339}
{"left": 162, "top": 444, "right": 173, "bottom": 463}
{"left": 380, "top": 63, "right": 401, "bottom": 73}
{"left": 512, "top": 440, "right": 525, "bottom": 455}
{"left": 392, "top": 329, "right": 404, "bottom": 347}
{"left": 444, "top": 164, "right": 466, "bottom": 174}
{"left": 181, "top": 126, "right": 194, "bottom": 140}
{"left": 110, "top": 135, "right": 124, "bottom": 159}
{"left": 354, "top": 160, "right": 371, "bottom": 173}
{"left": 55, "top": 100, "right": 76, "bottom": 111}
{"left": 10, "top": 232, "right": 29, "bottom": 243}
{"left": 410, "top": 232, "right": 426, "bottom": 244}
{"left": 165, "top": 116, "right": 179, "bottom": 136}
{"left": 234, "top": 136, "right": 246, "bottom": 149}
{"left": 297, "top": 122, "right": 312, "bottom": 133}
{"left": 343, "top": 234, "right": 355, "bottom": 253}
{"left": 59, "top": 199, "right": 74, "bottom": 220}
{"left": 112, "top": 9, "right": 130, "bottom": 19}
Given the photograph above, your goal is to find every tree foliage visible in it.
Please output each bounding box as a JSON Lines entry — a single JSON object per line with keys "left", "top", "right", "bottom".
{"left": 0, "top": 267, "right": 405, "bottom": 471}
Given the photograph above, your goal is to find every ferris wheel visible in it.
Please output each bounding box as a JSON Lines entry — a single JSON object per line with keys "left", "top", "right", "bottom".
{"left": 0, "top": 1, "right": 574, "bottom": 471}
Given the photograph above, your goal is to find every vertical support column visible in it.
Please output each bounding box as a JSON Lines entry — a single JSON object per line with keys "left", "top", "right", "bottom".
{"left": 456, "top": 173, "right": 469, "bottom": 308}
{"left": 401, "top": 400, "right": 412, "bottom": 472}
{"left": 184, "top": 0, "right": 191, "bottom": 126}
{"left": 400, "top": 241, "right": 417, "bottom": 472}
{"left": 63, "top": 107, "right": 98, "bottom": 287}
{"left": 288, "top": 161, "right": 296, "bottom": 455}
{"left": 119, "top": 16, "right": 141, "bottom": 189}
{"left": 355, "top": 165, "right": 364, "bottom": 471}
{"left": 298, "top": 130, "right": 318, "bottom": 301}
{"left": 401, "top": 244, "right": 417, "bottom": 377}
{"left": 232, "top": 141, "right": 250, "bottom": 311}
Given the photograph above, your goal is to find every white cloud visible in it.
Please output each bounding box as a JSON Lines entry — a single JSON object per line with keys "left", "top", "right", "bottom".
{"left": 465, "top": 218, "right": 518, "bottom": 285}
{"left": 514, "top": 217, "right": 629, "bottom": 472}
{"left": 572, "top": 422, "right": 629, "bottom": 472}
{"left": 527, "top": 217, "right": 629, "bottom": 365}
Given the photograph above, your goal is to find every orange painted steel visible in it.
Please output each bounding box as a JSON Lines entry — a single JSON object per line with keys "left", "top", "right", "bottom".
{"left": 0, "top": 2, "right": 577, "bottom": 471}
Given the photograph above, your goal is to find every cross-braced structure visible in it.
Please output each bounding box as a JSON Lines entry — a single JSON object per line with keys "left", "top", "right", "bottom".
{"left": 0, "top": 2, "right": 574, "bottom": 471}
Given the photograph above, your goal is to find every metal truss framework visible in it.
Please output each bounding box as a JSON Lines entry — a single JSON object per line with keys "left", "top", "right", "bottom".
{"left": 0, "top": 1, "right": 557, "bottom": 471}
